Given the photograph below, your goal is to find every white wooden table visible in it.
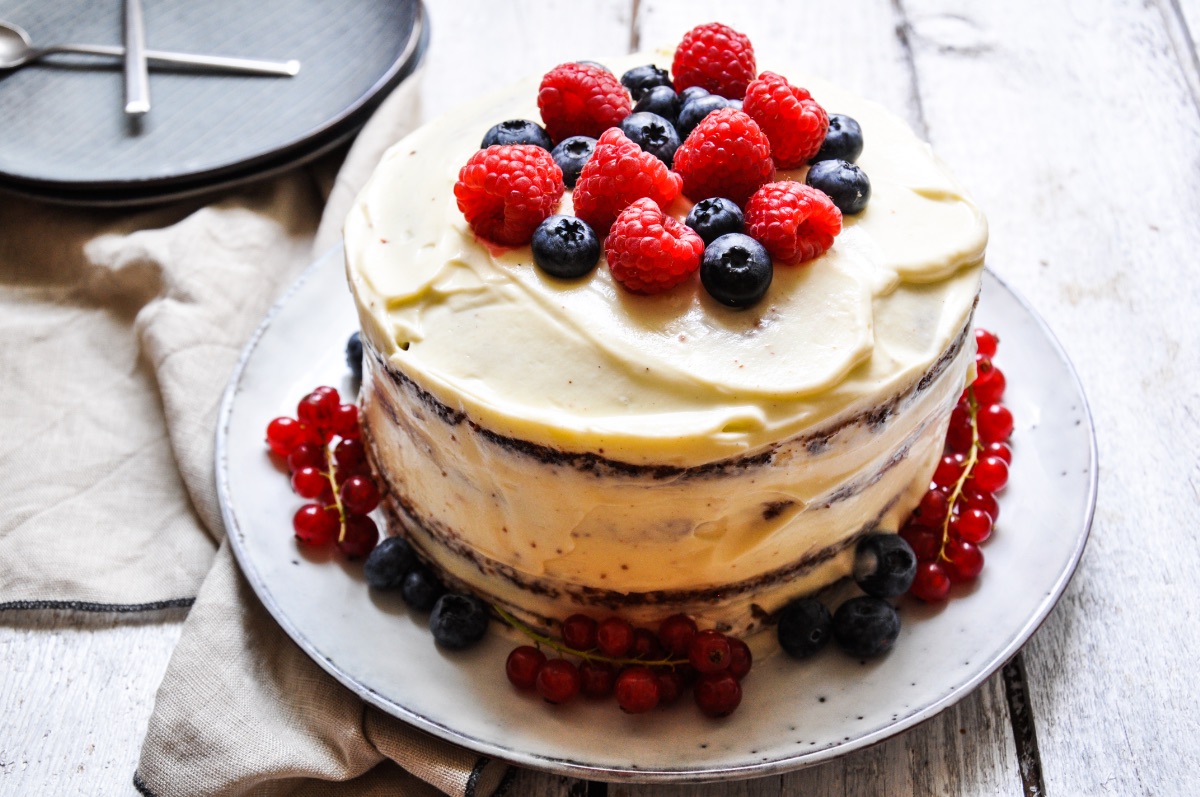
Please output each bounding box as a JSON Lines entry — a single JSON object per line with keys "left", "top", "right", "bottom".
{"left": 4, "top": 1, "right": 1200, "bottom": 794}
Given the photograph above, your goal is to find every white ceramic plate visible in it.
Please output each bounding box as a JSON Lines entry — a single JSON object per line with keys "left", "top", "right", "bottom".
{"left": 218, "top": 245, "right": 1097, "bottom": 782}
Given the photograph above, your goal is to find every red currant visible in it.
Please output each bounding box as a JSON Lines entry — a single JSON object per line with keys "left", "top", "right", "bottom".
{"left": 338, "top": 514, "right": 379, "bottom": 559}
{"left": 579, "top": 660, "right": 617, "bottom": 698}
{"left": 291, "top": 466, "right": 329, "bottom": 499}
{"left": 505, "top": 646, "right": 546, "bottom": 690}
{"left": 312, "top": 386, "right": 340, "bottom": 401}
{"left": 726, "top": 637, "right": 752, "bottom": 680}
{"left": 945, "top": 404, "right": 974, "bottom": 452}
{"left": 909, "top": 561, "right": 951, "bottom": 602}
{"left": 297, "top": 389, "right": 339, "bottom": 434}
{"left": 632, "top": 628, "right": 666, "bottom": 661}
{"left": 975, "top": 355, "right": 994, "bottom": 383}
{"left": 596, "top": 617, "right": 635, "bottom": 658}
{"left": 658, "top": 613, "right": 699, "bottom": 658}
{"left": 971, "top": 456, "right": 1009, "bottom": 493}
{"left": 536, "top": 658, "right": 581, "bottom": 704}
{"left": 914, "top": 489, "right": 949, "bottom": 525}
{"left": 943, "top": 538, "right": 984, "bottom": 583}
{"left": 975, "top": 328, "right": 998, "bottom": 359}
{"left": 688, "top": 630, "right": 732, "bottom": 674}
{"left": 974, "top": 367, "right": 1006, "bottom": 405}
{"left": 950, "top": 507, "right": 993, "bottom": 544}
{"left": 560, "top": 614, "right": 598, "bottom": 652}
{"left": 962, "top": 487, "right": 1000, "bottom": 521}
{"left": 331, "top": 403, "right": 360, "bottom": 439}
{"left": 900, "top": 521, "right": 942, "bottom": 563}
{"left": 334, "top": 438, "right": 366, "bottom": 470}
{"left": 266, "top": 416, "right": 308, "bottom": 457}
{"left": 293, "top": 503, "right": 338, "bottom": 545}
{"left": 655, "top": 668, "right": 686, "bottom": 705}
{"left": 340, "top": 475, "right": 381, "bottom": 515}
{"left": 693, "top": 671, "right": 742, "bottom": 718}
{"left": 932, "top": 453, "right": 967, "bottom": 488}
{"left": 984, "top": 441, "right": 1012, "bottom": 464}
{"left": 287, "top": 443, "right": 325, "bottom": 472}
{"left": 614, "top": 666, "right": 659, "bottom": 713}
{"left": 977, "top": 403, "right": 1013, "bottom": 443}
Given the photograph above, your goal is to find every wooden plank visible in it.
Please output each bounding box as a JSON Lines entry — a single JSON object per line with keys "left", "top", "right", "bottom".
{"left": 897, "top": 0, "right": 1200, "bottom": 794}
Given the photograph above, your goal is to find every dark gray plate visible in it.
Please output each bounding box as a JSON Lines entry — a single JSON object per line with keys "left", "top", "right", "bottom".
{"left": 0, "top": 0, "right": 425, "bottom": 197}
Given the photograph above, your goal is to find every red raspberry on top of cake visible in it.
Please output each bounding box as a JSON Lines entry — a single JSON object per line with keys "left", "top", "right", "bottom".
{"left": 604, "top": 198, "right": 705, "bottom": 294}
{"left": 673, "top": 108, "right": 774, "bottom": 206}
{"left": 743, "top": 71, "right": 829, "bottom": 168}
{"left": 538, "top": 63, "right": 632, "bottom": 143}
{"left": 744, "top": 180, "right": 842, "bottom": 264}
{"left": 671, "top": 22, "right": 756, "bottom": 99}
{"left": 572, "top": 128, "right": 683, "bottom": 235}
{"left": 454, "top": 144, "right": 565, "bottom": 246}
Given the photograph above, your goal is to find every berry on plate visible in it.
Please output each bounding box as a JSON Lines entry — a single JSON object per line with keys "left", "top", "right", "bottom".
{"left": 832, "top": 596, "right": 901, "bottom": 658}
{"left": 743, "top": 71, "right": 828, "bottom": 168}
{"left": 812, "top": 113, "right": 864, "bottom": 164}
{"left": 363, "top": 536, "right": 416, "bottom": 590}
{"left": 806, "top": 159, "right": 871, "bottom": 215}
{"left": 345, "top": 331, "right": 363, "bottom": 381}
{"left": 549, "top": 135, "right": 595, "bottom": 188}
{"left": 777, "top": 597, "right": 832, "bottom": 659}
{"left": 672, "top": 22, "right": 756, "bottom": 99}
{"left": 633, "top": 85, "right": 682, "bottom": 126}
{"left": 401, "top": 566, "right": 445, "bottom": 612}
{"left": 619, "top": 111, "right": 681, "bottom": 166}
{"left": 853, "top": 533, "right": 918, "bottom": 598}
{"left": 620, "top": 64, "right": 672, "bottom": 100}
{"left": 538, "top": 62, "right": 631, "bottom": 143}
{"left": 572, "top": 128, "right": 683, "bottom": 235}
{"left": 700, "top": 232, "right": 773, "bottom": 308}
{"left": 603, "top": 198, "right": 705, "bottom": 294}
{"left": 744, "top": 180, "right": 842, "bottom": 264}
{"left": 481, "top": 118, "right": 553, "bottom": 150}
{"left": 531, "top": 215, "right": 601, "bottom": 279}
{"left": 676, "top": 93, "right": 728, "bottom": 136}
{"left": 673, "top": 108, "right": 774, "bottom": 206}
{"left": 454, "top": 145, "right": 564, "bottom": 246}
{"left": 429, "top": 593, "right": 491, "bottom": 650}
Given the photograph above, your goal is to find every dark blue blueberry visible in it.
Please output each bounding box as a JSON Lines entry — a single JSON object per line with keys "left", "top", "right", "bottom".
{"left": 685, "top": 197, "right": 744, "bottom": 244}
{"left": 726, "top": 98, "right": 743, "bottom": 112}
{"left": 576, "top": 60, "right": 611, "bottom": 73}
{"left": 806, "top": 159, "right": 871, "bottom": 215}
{"left": 531, "top": 215, "right": 601, "bottom": 279}
{"left": 777, "top": 598, "right": 833, "bottom": 659}
{"left": 700, "top": 233, "right": 773, "bottom": 309}
{"left": 401, "top": 566, "right": 445, "bottom": 612}
{"left": 619, "top": 112, "right": 681, "bottom": 166}
{"left": 679, "top": 86, "right": 710, "bottom": 104}
{"left": 853, "top": 534, "right": 917, "bottom": 598}
{"left": 550, "top": 135, "right": 595, "bottom": 188}
{"left": 363, "top": 536, "right": 416, "bottom": 590}
{"left": 429, "top": 593, "right": 490, "bottom": 650}
{"left": 811, "top": 114, "right": 864, "bottom": 163}
{"left": 481, "top": 119, "right": 553, "bottom": 151}
{"left": 832, "top": 596, "right": 900, "bottom": 658}
{"left": 633, "top": 85, "right": 681, "bottom": 126}
{"left": 620, "top": 64, "right": 671, "bottom": 101}
{"left": 345, "top": 331, "right": 363, "bottom": 381}
{"left": 677, "top": 94, "right": 728, "bottom": 136}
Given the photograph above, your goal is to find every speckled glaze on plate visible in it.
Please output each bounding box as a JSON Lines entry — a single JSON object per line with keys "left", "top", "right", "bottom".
{"left": 217, "top": 245, "right": 1096, "bottom": 782}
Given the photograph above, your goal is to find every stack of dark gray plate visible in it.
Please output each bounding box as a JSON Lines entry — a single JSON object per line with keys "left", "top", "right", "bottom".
{"left": 0, "top": 0, "right": 427, "bottom": 205}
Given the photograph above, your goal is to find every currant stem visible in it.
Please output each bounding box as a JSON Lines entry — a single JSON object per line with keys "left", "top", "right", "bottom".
{"left": 939, "top": 389, "right": 981, "bottom": 561}
{"left": 492, "top": 604, "right": 687, "bottom": 667}
{"left": 323, "top": 442, "right": 348, "bottom": 542}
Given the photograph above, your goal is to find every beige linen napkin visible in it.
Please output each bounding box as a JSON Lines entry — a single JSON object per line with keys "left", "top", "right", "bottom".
{"left": 0, "top": 67, "right": 511, "bottom": 795}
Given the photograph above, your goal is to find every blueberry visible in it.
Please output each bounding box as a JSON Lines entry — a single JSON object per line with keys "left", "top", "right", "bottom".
{"left": 345, "top": 331, "right": 363, "bottom": 381}
{"left": 777, "top": 598, "right": 833, "bottom": 659}
{"left": 481, "top": 119, "right": 552, "bottom": 151}
{"left": 811, "top": 114, "right": 864, "bottom": 164}
{"left": 362, "top": 536, "right": 415, "bottom": 590}
{"left": 700, "top": 233, "right": 773, "bottom": 309}
{"left": 726, "top": 98, "right": 743, "bottom": 112}
{"left": 806, "top": 159, "right": 871, "bottom": 215}
{"left": 677, "top": 95, "right": 728, "bottom": 136}
{"left": 401, "top": 566, "right": 445, "bottom": 612}
{"left": 633, "top": 85, "right": 681, "bottom": 126}
{"left": 832, "top": 596, "right": 900, "bottom": 658}
{"left": 549, "top": 135, "right": 595, "bottom": 189}
{"left": 853, "top": 534, "right": 917, "bottom": 598}
{"left": 620, "top": 64, "right": 671, "bottom": 101}
{"left": 429, "top": 593, "right": 490, "bottom": 650}
{"left": 619, "top": 112, "right": 680, "bottom": 166}
{"left": 685, "top": 197, "right": 744, "bottom": 244}
{"left": 679, "top": 86, "right": 710, "bottom": 104}
{"left": 531, "top": 215, "right": 601, "bottom": 279}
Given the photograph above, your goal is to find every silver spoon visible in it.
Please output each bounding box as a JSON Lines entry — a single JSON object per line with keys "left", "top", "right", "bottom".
{"left": 0, "top": 20, "right": 300, "bottom": 77}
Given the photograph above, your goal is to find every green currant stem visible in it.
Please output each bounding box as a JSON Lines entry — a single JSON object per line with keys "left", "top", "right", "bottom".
{"left": 492, "top": 604, "right": 687, "bottom": 668}
{"left": 323, "top": 442, "right": 348, "bottom": 543}
{"left": 938, "top": 389, "right": 981, "bottom": 561}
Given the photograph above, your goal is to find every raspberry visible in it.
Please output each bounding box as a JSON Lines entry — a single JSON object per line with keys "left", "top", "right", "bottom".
{"left": 672, "top": 23, "right": 756, "bottom": 99}
{"left": 454, "top": 145, "right": 564, "bottom": 246}
{"left": 604, "top": 198, "right": 704, "bottom": 294}
{"left": 744, "top": 181, "right": 842, "bottom": 264}
{"left": 743, "top": 71, "right": 829, "bottom": 168}
{"left": 538, "top": 63, "right": 632, "bottom": 143}
{"left": 572, "top": 128, "right": 682, "bottom": 235}
{"left": 673, "top": 108, "right": 773, "bottom": 206}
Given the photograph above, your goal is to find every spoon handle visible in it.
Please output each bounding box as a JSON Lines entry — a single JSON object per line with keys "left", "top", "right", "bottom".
{"left": 34, "top": 44, "right": 300, "bottom": 77}
{"left": 123, "top": 0, "right": 150, "bottom": 115}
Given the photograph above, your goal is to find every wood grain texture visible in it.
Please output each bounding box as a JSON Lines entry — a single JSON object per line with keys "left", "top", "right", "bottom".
{"left": 898, "top": 0, "right": 1200, "bottom": 793}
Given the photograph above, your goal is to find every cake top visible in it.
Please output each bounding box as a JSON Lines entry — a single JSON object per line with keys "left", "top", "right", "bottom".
{"left": 345, "top": 51, "right": 987, "bottom": 465}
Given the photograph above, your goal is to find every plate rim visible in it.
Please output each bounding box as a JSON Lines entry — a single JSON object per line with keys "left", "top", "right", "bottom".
{"left": 216, "top": 245, "right": 1098, "bottom": 782}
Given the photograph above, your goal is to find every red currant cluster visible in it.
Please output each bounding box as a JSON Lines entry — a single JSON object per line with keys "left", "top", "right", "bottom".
{"left": 903, "top": 328, "right": 1012, "bottom": 601}
{"left": 264, "top": 386, "right": 382, "bottom": 558}
{"left": 501, "top": 609, "right": 750, "bottom": 717}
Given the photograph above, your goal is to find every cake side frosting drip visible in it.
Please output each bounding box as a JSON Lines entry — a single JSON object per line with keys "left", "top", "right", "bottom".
{"left": 345, "top": 52, "right": 988, "bottom": 465}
